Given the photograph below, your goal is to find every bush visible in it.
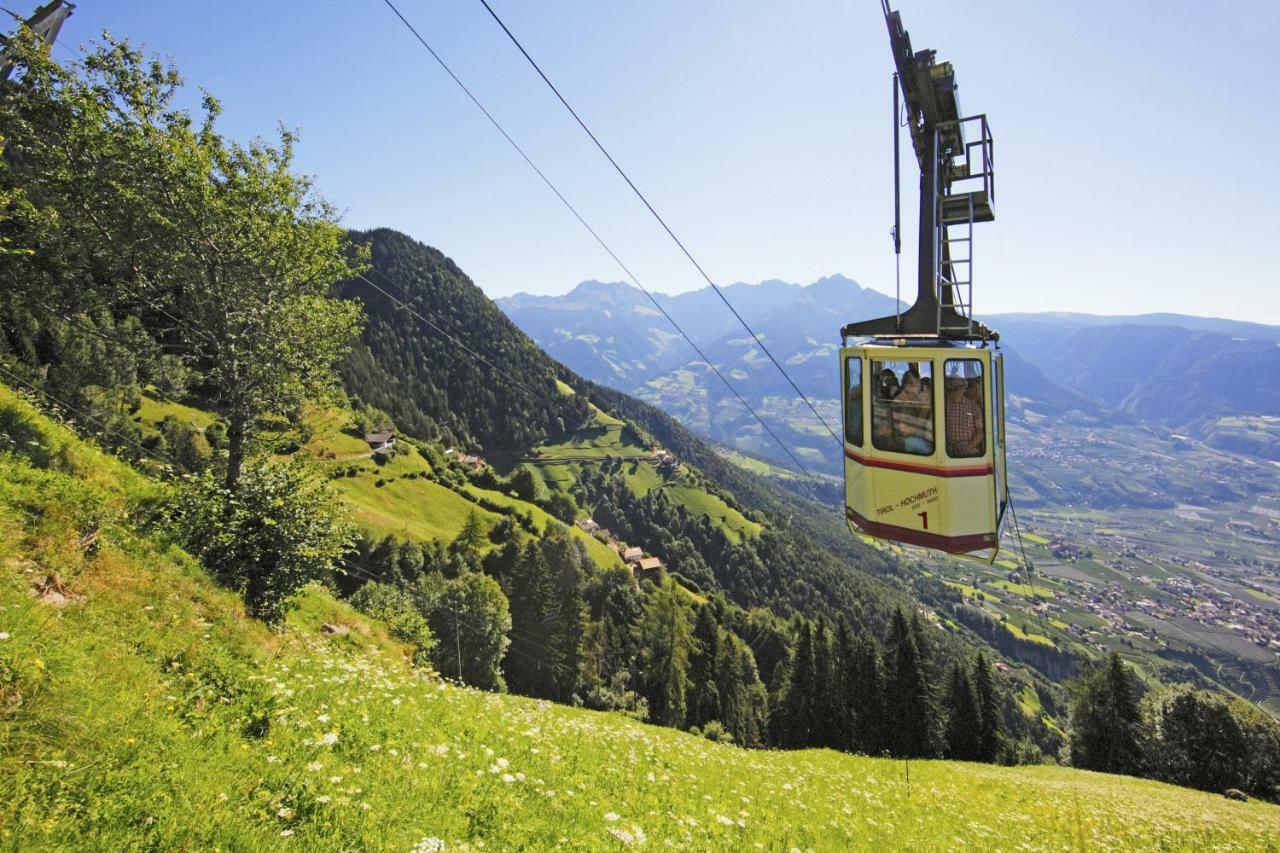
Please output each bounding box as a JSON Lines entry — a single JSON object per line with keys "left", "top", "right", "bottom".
{"left": 173, "top": 457, "right": 354, "bottom": 623}
{"left": 349, "top": 581, "right": 437, "bottom": 669}
{"left": 700, "top": 720, "right": 734, "bottom": 744}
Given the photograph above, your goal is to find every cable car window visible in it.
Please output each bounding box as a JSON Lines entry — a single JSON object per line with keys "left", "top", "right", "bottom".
{"left": 844, "top": 357, "right": 863, "bottom": 446}
{"left": 871, "top": 360, "right": 934, "bottom": 455}
{"left": 944, "top": 359, "right": 986, "bottom": 458}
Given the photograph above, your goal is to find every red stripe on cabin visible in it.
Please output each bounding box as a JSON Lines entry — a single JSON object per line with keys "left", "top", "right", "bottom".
{"left": 844, "top": 447, "right": 992, "bottom": 478}
{"left": 845, "top": 506, "right": 997, "bottom": 554}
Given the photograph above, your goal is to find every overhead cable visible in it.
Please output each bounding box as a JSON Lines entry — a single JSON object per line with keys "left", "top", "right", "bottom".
{"left": 376, "top": 0, "right": 820, "bottom": 481}
{"left": 472, "top": 0, "right": 844, "bottom": 451}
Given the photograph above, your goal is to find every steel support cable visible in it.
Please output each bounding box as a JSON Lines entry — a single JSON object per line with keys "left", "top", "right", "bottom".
{"left": 374, "top": 0, "right": 819, "bottom": 482}
{"left": 1006, "top": 488, "right": 1052, "bottom": 638}
{"left": 471, "top": 0, "right": 843, "bottom": 450}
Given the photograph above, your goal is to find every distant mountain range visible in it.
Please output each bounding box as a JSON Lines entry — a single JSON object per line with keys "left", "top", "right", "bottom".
{"left": 498, "top": 277, "right": 1280, "bottom": 470}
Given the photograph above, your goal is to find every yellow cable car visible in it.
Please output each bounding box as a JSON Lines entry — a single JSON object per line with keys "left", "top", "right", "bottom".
{"left": 842, "top": 2, "right": 1008, "bottom": 561}
{"left": 840, "top": 342, "right": 1007, "bottom": 561}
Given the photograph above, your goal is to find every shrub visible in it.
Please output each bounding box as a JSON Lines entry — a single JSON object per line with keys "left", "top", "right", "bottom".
{"left": 349, "top": 581, "right": 437, "bottom": 670}
{"left": 700, "top": 720, "right": 734, "bottom": 744}
{"left": 173, "top": 457, "right": 354, "bottom": 623}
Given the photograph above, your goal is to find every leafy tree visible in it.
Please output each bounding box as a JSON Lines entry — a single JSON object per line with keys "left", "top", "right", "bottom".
{"left": 884, "top": 608, "right": 940, "bottom": 758}
{"left": 640, "top": 577, "right": 694, "bottom": 727}
{"left": 1141, "top": 685, "right": 1280, "bottom": 799}
{"left": 159, "top": 415, "right": 212, "bottom": 473}
{"left": 943, "top": 662, "right": 982, "bottom": 761}
{"left": 545, "top": 489, "right": 577, "bottom": 524}
{"left": 972, "top": 652, "right": 1005, "bottom": 762}
{"left": 175, "top": 458, "right": 353, "bottom": 622}
{"left": 508, "top": 466, "right": 541, "bottom": 503}
{"left": 1068, "top": 652, "right": 1143, "bottom": 776}
{"left": 0, "top": 34, "right": 365, "bottom": 494}
{"left": 416, "top": 571, "right": 511, "bottom": 691}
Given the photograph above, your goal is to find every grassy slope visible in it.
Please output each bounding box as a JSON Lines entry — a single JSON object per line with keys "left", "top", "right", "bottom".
{"left": 2, "top": 385, "right": 1278, "bottom": 849}
{"left": 535, "top": 408, "right": 762, "bottom": 544}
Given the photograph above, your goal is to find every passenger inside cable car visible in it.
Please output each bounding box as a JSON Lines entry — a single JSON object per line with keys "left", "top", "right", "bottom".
{"left": 870, "top": 360, "right": 934, "bottom": 455}
{"left": 945, "top": 360, "right": 985, "bottom": 458}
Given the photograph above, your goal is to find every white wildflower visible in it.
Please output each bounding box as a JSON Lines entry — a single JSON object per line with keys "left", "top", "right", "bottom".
{"left": 316, "top": 795, "right": 331, "bottom": 804}
{"left": 607, "top": 827, "right": 636, "bottom": 846}
{"left": 604, "top": 812, "right": 620, "bottom": 822}
{"left": 280, "top": 829, "right": 294, "bottom": 837}
{"left": 306, "top": 761, "right": 323, "bottom": 772}
{"left": 501, "top": 773, "right": 515, "bottom": 784}
{"left": 412, "top": 838, "right": 446, "bottom": 853}
{"left": 0, "top": 632, "right": 10, "bottom": 641}
{"left": 277, "top": 806, "right": 295, "bottom": 820}
{"left": 318, "top": 731, "right": 339, "bottom": 747}
{"left": 716, "top": 815, "right": 734, "bottom": 826}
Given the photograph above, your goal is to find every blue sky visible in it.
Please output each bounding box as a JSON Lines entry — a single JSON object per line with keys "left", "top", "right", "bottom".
{"left": 40, "top": 0, "right": 1280, "bottom": 322}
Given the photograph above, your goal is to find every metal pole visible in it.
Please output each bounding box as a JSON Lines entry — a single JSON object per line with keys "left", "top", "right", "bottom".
{"left": 892, "top": 73, "right": 902, "bottom": 329}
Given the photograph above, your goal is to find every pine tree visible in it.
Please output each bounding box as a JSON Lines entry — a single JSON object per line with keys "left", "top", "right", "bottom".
{"left": 848, "top": 631, "right": 886, "bottom": 755}
{"left": 832, "top": 617, "right": 857, "bottom": 752}
{"left": 640, "top": 578, "right": 694, "bottom": 727}
{"left": 1068, "top": 652, "right": 1143, "bottom": 775}
{"left": 884, "top": 608, "right": 940, "bottom": 758}
{"left": 944, "top": 662, "right": 983, "bottom": 761}
{"left": 687, "top": 605, "right": 722, "bottom": 729}
{"left": 540, "top": 528, "right": 587, "bottom": 703}
{"left": 779, "top": 621, "right": 817, "bottom": 747}
{"left": 501, "top": 541, "right": 556, "bottom": 697}
{"left": 812, "top": 617, "right": 837, "bottom": 749}
{"left": 972, "top": 652, "right": 1005, "bottom": 762}
{"left": 454, "top": 510, "right": 487, "bottom": 557}
{"left": 600, "top": 585, "right": 641, "bottom": 684}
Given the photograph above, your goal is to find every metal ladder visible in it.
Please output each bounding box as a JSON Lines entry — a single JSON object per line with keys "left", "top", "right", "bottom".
{"left": 931, "top": 116, "right": 994, "bottom": 338}
{"left": 936, "top": 186, "right": 975, "bottom": 336}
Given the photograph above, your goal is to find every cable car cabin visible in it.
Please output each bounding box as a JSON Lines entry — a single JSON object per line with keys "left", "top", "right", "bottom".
{"left": 840, "top": 2, "right": 1010, "bottom": 560}
{"left": 841, "top": 340, "right": 1007, "bottom": 562}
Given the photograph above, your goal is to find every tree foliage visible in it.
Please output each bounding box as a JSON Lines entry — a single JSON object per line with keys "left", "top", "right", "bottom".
{"left": 0, "top": 32, "right": 366, "bottom": 494}
{"left": 174, "top": 458, "right": 353, "bottom": 623}
{"left": 416, "top": 572, "right": 511, "bottom": 692}
{"left": 1068, "top": 653, "right": 1144, "bottom": 776}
